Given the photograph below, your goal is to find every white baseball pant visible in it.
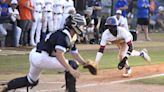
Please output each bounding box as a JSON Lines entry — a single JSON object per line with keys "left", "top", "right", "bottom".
{"left": 28, "top": 48, "right": 68, "bottom": 81}
{"left": 30, "top": 12, "right": 42, "bottom": 45}
{"left": 53, "top": 13, "right": 63, "bottom": 32}
{"left": 42, "top": 11, "right": 54, "bottom": 33}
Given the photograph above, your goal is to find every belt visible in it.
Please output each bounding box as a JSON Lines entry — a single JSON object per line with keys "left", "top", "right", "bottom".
{"left": 45, "top": 11, "right": 52, "bottom": 13}
{"left": 54, "top": 13, "right": 62, "bottom": 15}
{"left": 36, "top": 49, "right": 41, "bottom": 53}
{"left": 35, "top": 11, "right": 42, "bottom": 13}
{"left": 36, "top": 49, "right": 56, "bottom": 57}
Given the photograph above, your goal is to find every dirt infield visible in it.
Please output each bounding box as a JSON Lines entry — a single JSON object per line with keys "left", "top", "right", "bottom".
{"left": 0, "top": 63, "right": 163, "bottom": 92}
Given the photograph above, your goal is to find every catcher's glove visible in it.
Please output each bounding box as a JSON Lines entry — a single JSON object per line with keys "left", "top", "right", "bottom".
{"left": 83, "top": 60, "right": 97, "bottom": 75}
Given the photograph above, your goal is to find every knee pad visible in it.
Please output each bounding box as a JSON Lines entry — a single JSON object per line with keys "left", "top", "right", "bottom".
{"left": 64, "top": 60, "right": 78, "bottom": 92}
{"left": 65, "top": 71, "right": 76, "bottom": 92}
{"left": 4, "top": 76, "right": 39, "bottom": 91}
{"left": 68, "top": 60, "right": 79, "bottom": 70}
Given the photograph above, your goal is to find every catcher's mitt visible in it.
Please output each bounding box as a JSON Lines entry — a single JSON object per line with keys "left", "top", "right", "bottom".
{"left": 83, "top": 60, "right": 97, "bottom": 75}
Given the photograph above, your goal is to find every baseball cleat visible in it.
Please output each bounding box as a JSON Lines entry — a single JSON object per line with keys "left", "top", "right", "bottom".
{"left": 122, "top": 67, "right": 132, "bottom": 78}
{"left": 140, "top": 49, "right": 151, "bottom": 64}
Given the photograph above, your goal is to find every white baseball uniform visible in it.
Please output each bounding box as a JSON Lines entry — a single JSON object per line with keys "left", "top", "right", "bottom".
{"left": 8, "top": 7, "right": 22, "bottom": 46}
{"left": 100, "top": 27, "right": 142, "bottom": 61}
{"left": 30, "top": 0, "right": 45, "bottom": 46}
{"left": 53, "top": 0, "right": 64, "bottom": 32}
{"left": 28, "top": 29, "right": 77, "bottom": 82}
{"left": 61, "top": 0, "right": 75, "bottom": 28}
{"left": 113, "top": 15, "right": 129, "bottom": 31}
{"left": 42, "top": 0, "right": 54, "bottom": 33}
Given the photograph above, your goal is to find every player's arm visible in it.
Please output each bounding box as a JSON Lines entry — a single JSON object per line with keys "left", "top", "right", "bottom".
{"left": 24, "top": 0, "right": 33, "bottom": 11}
{"left": 95, "top": 45, "right": 105, "bottom": 65}
{"left": 70, "top": 44, "right": 86, "bottom": 65}
{"left": 54, "top": 49, "right": 80, "bottom": 78}
{"left": 54, "top": 49, "right": 73, "bottom": 72}
{"left": 118, "top": 30, "right": 133, "bottom": 70}
{"left": 126, "top": 41, "right": 133, "bottom": 58}
{"left": 95, "top": 30, "right": 108, "bottom": 64}
{"left": 71, "top": 52, "right": 86, "bottom": 66}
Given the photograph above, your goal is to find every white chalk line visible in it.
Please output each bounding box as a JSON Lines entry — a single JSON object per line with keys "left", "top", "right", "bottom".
{"left": 1, "top": 73, "right": 164, "bottom": 92}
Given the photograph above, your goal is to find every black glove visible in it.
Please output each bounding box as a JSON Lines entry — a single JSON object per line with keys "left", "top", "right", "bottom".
{"left": 118, "top": 57, "right": 128, "bottom": 70}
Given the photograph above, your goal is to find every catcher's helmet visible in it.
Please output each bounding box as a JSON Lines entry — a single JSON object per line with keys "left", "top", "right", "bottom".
{"left": 65, "top": 14, "right": 86, "bottom": 35}
{"left": 105, "top": 17, "right": 117, "bottom": 26}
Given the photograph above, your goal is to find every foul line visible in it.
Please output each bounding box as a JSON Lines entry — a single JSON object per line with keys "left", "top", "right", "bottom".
{"left": 1, "top": 73, "right": 164, "bottom": 92}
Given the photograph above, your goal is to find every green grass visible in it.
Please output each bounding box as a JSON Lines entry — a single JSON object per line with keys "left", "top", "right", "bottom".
{"left": 129, "top": 76, "right": 164, "bottom": 85}
{"left": 0, "top": 49, "right": 164, "bottom": 74}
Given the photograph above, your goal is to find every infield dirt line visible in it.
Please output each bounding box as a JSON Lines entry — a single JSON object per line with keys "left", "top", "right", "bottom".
{"left": 7, "top": 73, "right": 163, "bottom": 92}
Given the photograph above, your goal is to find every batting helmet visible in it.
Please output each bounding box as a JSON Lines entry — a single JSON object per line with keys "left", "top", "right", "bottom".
{"left": 105, "top": 17, "right": 117, "bottom": 26}
{"left": 65, "top": 14, "right": 86, "bottom": 35}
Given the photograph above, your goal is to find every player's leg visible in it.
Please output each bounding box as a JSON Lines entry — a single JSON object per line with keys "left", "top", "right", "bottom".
{"left": 53, "top": 14, "right": 58, "bottom": 32}
{"left": 1, "top": 48, "right": 42, "bottom": 92}
{"left": 42, "top": 14, "right": 48, "bottom": 40}
{"left": 48, "top": 13, "right": 54, "bottom": 32}
{"left": 42, "top": 54, "right": 78, "bottom": 92}
{"left": 15, "top": 26, "right": 22, "bottom": 47}
{"left": 35, "top": 16, "right": 42, "bottom": 44}
{"left": 118, "top": 43, "right": 132, "bottom": 77}
{"left": 131, "top": 49, "right": 151, "bottom": 63}
{"left": 65, "top": 60, "right": 79, "bottom": 92}
{"left": 30, "top": 14, "right": 38, "bottom": 46}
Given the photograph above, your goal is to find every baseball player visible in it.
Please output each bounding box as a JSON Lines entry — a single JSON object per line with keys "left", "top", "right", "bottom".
{"left": 42, "top": 0, "right": 54, "bottom": 39}
{"left": 95, "top": 17, "right": 151, "bottom": 77}
{"left": 1, "top": 14, "right": 96, "bottom": 92}
{"left": 53, "top": 0, "right": 64, "bottom": 32}
{"left": 30, "top": 0, "right": 44, "bottom": 46}
{"left": 113, "top": 10, "right": 129, "bottom": 31}
{"left": 61, "top": 0, "right": 76, "bottom": 28}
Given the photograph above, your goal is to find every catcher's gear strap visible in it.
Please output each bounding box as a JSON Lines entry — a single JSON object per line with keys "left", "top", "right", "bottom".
{"left": 95, "top": 52, "right": 103, "bottom": 64}
{"left": 98, "top": 45, "right": 105, "bottom": 53}
{"left": 126, "top": 41, "right": 133, "bottom": 57}
{"left": 2, "top": 76, "right": 38, "bottom": 91}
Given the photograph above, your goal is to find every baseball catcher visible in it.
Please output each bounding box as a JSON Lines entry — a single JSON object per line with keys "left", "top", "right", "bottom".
{"left": 1, "top": 14, "right": 96, "bottom": 92}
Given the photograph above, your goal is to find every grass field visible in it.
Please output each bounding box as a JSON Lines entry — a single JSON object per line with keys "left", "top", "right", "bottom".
{"left": 0, "top": 33, "right": 164, "bottom": 84}
{"left": 130, "top": 76, "right": 164, "bottom": 85}
{"left": 0, "top": 48, "right": 164, "bottom": 74}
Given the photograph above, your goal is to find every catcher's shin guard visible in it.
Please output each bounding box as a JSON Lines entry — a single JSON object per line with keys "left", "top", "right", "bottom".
{"left": 1, "top": 76, "right": 38, "bottom": 92}
{"left": 65, "top": 60, "right": 79, "bottom": 92}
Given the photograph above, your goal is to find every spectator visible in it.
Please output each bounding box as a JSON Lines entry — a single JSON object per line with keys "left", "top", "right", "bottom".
{"left": 8, "top": 0, "right": 22, "bottom": 47}
{"left": 30, "top": 0, "right": 44, "bottom": 46}
{"left": 86, "top": 19, "right": 95, "bottom": 44}
{"left": 87, "top": 0, "right": 102, "bottom": 44}
{"left": 114, "top": 0, "right": 128, "bottom": 18}
{"left": 0, "top": 0, "right": 21, "bottom": 47}
{"left": 113, "top": 10, "right": 129, "bottom": 31}
{"left": 156, "top": 6, "right": 164, "bottom": 31}
{"left": 136, "top": 0, "right": 151, "bottom": 41}
{"left": 0, "top": 0, "right": 8, "bottom": 45}
{"left": 61, "top": 0, "right": 75, "bottom": 29}
{"left": 18, "top": 0, "right": 34, "bottom": 46}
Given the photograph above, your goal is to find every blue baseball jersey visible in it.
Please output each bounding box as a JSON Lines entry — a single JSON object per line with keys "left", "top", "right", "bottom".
{"left": 137, "top": 0, "right": 150, "bottom": 18}
{"left": 114, "top": 0, "right": 128, "bottom": 17}
{"left": 0, "top": 3, "right": 9, "bottom": 16}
